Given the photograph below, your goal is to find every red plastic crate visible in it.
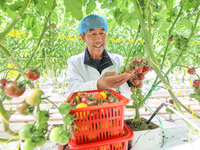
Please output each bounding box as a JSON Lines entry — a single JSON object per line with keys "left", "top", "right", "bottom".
{"left": 66, "top": 89, "right": 129, "bottom": 144}
{"left": 68, "top": 123, "right": 134, "bottom": 150}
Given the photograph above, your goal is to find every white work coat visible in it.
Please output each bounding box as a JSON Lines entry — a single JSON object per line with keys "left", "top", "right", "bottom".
{"left": 67, "top": 49, "right": 132, "bottom": 99}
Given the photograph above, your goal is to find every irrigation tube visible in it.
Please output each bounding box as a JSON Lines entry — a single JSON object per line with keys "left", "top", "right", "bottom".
{"left": 166, "top": 105, "right": 200, "bottom": 133}
{"left": 147, "top": 103, "right": 200, "bottom": 133}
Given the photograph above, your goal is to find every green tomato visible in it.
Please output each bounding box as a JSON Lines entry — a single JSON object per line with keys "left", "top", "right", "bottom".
{"left": 119, "top": 66, "right": 125, "bottom": 73}
{"left": 136, "top": 88, "right": 142, "bottom": 95}
{"left": 25, "top": 89, "right": 44, "bottom": 106}
{"left": 58, "top": 130, "right": 71, "bottom": 145}
{"left": 22, "top": 138, "right": 36, "bottom": 150}
{"left": 63, "top": 114, "right": 75, "bottom": 126}
{"left": 19, "top": 124, "right": 35, "bottom": 139}
{"left": 35, "top": 136, "right": 46, "bottom": 147}
{"left": 59, "top": 103, "right": 74, "bottom": 115}
{"left": 131, "top": 93, "right": 137, "bottom": 100}
{"left": 35, "top": 110, "right": 50, "bottom": 123}
{"left": 49, "top": 127, "right": 61, "bottom": 143}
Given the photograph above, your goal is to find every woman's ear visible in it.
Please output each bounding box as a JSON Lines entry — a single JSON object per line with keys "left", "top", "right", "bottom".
{"left": 80, "top": 34, "right": 86, "bottom": 43}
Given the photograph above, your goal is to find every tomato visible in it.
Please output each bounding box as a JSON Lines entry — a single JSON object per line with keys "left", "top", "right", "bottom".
{"left": 100, "top": 91, "right": 107, "bottom": 100}
{"left": 137, "top": 81, "right": 143, "bottom": 88}
{"left": 59, "top": 130, "right": 70, "bottom": 145}
{"left": 134, "top": 66, "right": 143, "bottom": 73}
{"left": 59, "top": 103, "right": 74, "bottom": 115}
{"left": 22, "top": 138, "right": 36, "bottom": 150}
{"left": 132, "top": 78, "right": 140, "bottom": 86}
{"left": 130, "top": 87, "right": 137, "bottom": 93}
{"left": 0, "top": 78, "right": 8, "bottom": 85}
{"left": 136, "top": 88, "right": 142, "bottom": 95}
{"left": 49, "top": 127, "right": 61, "bottom": 143}
{"left": 108, "top": 96, "right": 119, "bottom": 103}
{"left": 78, "top": 93, "right": 89, "bottom": 103}
{"left": 25, "top": 89, "right": 44, "bottom": 106}
{"left": 168, "top": 37, "right": 173, "bottom": 42}
{"left": 187, "top": 68, "right": 195, "bottom": 75}
{"left": 193, "top": 80, "right": 200, "bottom": 89}
{"left": 131, "top": 94, "right": 137, "bottom": 100}
{"left": 138, "top": 73, "right": 145, "bottom": 80}
{"left": 51, "top": 23, "right": 57, "bottom": 29}
{"left": 130, "top": 55, "right": 142, "bottom": 66}
{"left": 92, "top": 93, "right": 103, "bottom": 100}
{"left": 119, "top": 66, "right": 125, "bottom": 73}
{"left": 35, "top": 110, "right": 50, "bottom": 123}
{"left": 16, "top": 100, "right": 30, "bottom": 115}
{"left": 63, "top": 114, "right": 75, "bottom": 126}
{"left": 125, "top": 66, "right": 133, "bottom": 74}
{"left": 4, "top": 81, "right": 26, "bottom": 97}
{"left": 169, "top": 99, "right": 173, "bottom": 104}
{"left": 86, "top": 99, "right": 98, "bottom": 106}
{"left": 76, "top": 103, "right": 89, "bottom": 120}
{"left": 35, "top": 136, "right": 46, "bottom": 147}
{"left": 19, "top": 124, "right": 35, "bottom": 139}
{"left": 26, "top": 70, "right": 40, "bottom": 81}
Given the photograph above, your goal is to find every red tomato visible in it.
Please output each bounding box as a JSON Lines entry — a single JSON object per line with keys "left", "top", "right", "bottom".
{"left": 143, "top": 66, "right": 151, "bottom": 72}
{"left": 4, "top": 81, "right": 26, "bottom": 97}
{"left": 137, "top": 81, "right": 143, "bottom": 88}
{"left": 0, "top": 78, "right": 8, "bottom": 85}
{"left": 26, "top": 70, "right": 40, "bottom": 81}
{"left": 79, "top": 93, "right": 89, "bottom": 103}
{"left": 169, "top": 99, "right": 173, "bottom": 104}
{"left": 138, "top": 73, "right": 145, "bottom": 80}
{"left": 187, "top": 68, "right": 195, "bottom": 75}
{"left": 130, "top": 55, "right": 142, "bottom": 66}
{"left": 92, "top": 93, "right": 103, "bottom": 100}
{"left": 193, "top": 80, "right": 200, "bottom": 89}
{"left": 134, "top": 66, "right": 143, "bottom": 73}
{"left": 132, "top": 78, "right": 140, "bottom": 86}
{"left": 168, "top": 37, "right": 173, "bottom": 42}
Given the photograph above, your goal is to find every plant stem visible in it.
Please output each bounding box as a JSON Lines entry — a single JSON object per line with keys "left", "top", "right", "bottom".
{"left": 0, "top": 0, "right": 31, "bottom": 42}
{"left": 23, "top": 0, "right": 57, "bottom": 70}
{"left": 124, "top": 25, "right": 141, "bottom": 67}
{"left": 44, "top": 98, "right": 59, "bottom": 110}
{"left": 160, "top": 2, "right": 183, "bottom": 70}
{"left": 134, "top": 106, "right": 140, "bottom": 120}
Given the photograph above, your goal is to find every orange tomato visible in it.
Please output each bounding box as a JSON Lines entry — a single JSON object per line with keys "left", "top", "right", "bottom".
{"left": 92, "top": 93, "right": 103, "bottom": 100}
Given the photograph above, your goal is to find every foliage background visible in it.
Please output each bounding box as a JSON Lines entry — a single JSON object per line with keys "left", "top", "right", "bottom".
{"left": 0, "top": 0, "right": 200, "bottom": 86}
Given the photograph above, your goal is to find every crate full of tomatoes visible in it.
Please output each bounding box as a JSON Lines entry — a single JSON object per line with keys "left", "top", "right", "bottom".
{"left": 65, "top": 89, "right": 130, "bottom": 144}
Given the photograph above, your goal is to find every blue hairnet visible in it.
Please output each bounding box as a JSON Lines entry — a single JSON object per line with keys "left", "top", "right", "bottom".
{"left": 78, "top": 14, "right": 108, "bottom": 34}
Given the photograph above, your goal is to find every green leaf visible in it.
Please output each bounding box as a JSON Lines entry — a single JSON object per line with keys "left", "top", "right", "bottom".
{"left": 7, "top": 8, "right": 17, "bottom": 19}
{"left": 183, "top": 0, "right": 198, "bottom": 11}
{"left": 86, "top": 0, "right": 96, "bottom": 14}
{"left": 64, "top": 0, "right": 83, "bottom": 20}
{"left": 10, "top": 2, "right": 23, "bottom": 11}
{"left": 158, "top": 22, "right": 171, "bottom": 33}
{"left": 165, "top": 0, "right": 174, "bottom": 10}
{"left": 178, "top": 18, "right": 192, "bottom": 29}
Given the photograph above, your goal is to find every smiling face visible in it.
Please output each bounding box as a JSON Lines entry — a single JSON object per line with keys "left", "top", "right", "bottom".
{"left": 80, "top": 27, "right": 107, "bottom": 60}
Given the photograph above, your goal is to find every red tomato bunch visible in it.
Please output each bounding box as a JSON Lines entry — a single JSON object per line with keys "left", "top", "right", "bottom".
{"left": 125, "top": 56, "right": 153, "bottom": 89}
